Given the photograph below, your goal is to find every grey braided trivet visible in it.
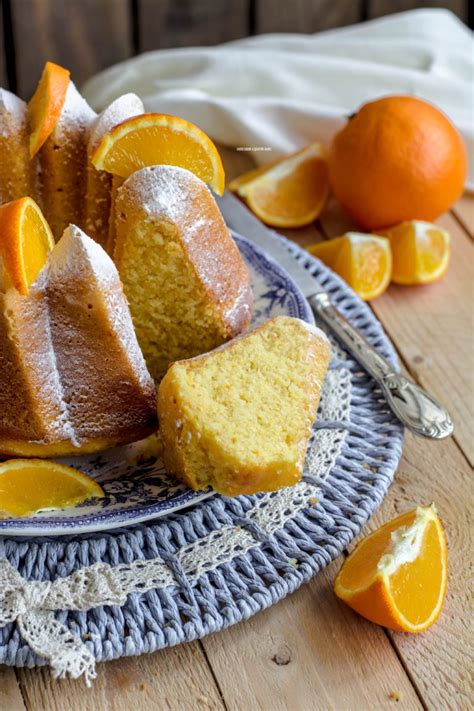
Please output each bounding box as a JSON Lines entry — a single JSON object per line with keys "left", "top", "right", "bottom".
{"left": 0, "top": 234, "right": 403, "bottom": 678}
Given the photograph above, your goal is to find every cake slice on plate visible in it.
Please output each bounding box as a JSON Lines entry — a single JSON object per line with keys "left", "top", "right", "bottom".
{"left": 158, "top": 316, "right": 331, "bottom": 496}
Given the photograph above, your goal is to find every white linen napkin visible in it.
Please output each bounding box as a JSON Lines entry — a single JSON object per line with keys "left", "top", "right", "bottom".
{"left": 82, "top": 9, "right": 474, "bottom": 189}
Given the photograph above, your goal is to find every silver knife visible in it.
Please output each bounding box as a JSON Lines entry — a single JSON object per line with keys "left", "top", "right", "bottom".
{"left": 217, "top": 191, "right": 454, "bottom": 440}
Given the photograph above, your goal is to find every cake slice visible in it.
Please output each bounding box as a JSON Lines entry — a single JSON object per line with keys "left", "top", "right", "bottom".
{"left": 114, "top": 165, "right": 253, "bottom": 381}
{"left": 158, "top": 316, "right": 331, "bottom": 496}
{"left": 86, "top": 93, "right": 144, "bottom": 248}
{"left": 0, "top": 224, "right": 157, "bottom": 457}
{"left": 0, "top": 89, "right": 39, "bottom": 204}
{"left": 39, "top": 82, "right": 96, "bottom": 237}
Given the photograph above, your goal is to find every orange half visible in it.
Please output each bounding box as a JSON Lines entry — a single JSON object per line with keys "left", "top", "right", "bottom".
{"left": 92, "top": 113, "right": 225, "bottom": 194}
{"left": 0, "top": 197, "right": 55, "bottom": 294}
{"left": 0, "top": 459, "right": 104, "bottom": 518}
{"left": 309, "top": 232, "right": 392, "bottom": 301}
{"left": 28, "top": 61, "right": 70, "bottom": 157}
{"left": 378, "top": 221, "right": 450, "bottom": 285}
{"left": 334, "top": 505, "right": 448, "bottom": 633}
{"left": 231, "top": 142, "right": 329, "bottom": 228}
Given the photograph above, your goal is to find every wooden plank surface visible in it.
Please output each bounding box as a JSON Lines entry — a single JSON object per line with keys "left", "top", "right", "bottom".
{"left": 0, "top": 667, "right": 26, "bottom": 711}
{"left": 202, "top": 561, "right": 423, "bottom": 710}
{"left": 256, "top": 0, "right": 363, "bottom": 33}
{"left": 138, "top": 0, "right": 251, "bottom": 53}
{"left": 452, "top": 194, "right": 474, "bottom": 238}
{"left": 319, "top": 205, "right": 474, "bottom": 466}
{"left": 0, "top": 149, "right": 472, "bottom": 710}
{"left": 368, "top": 0, "right": 468, "bottom": 22}
{"left": 17, "top": 641, "right": 225, "bottom": 711}
{"left": 10, "top": 0, "right": 133, "bottom": 99}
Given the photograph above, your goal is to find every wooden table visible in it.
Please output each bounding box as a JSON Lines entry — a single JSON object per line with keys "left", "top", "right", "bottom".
{"left": 1, "top": 148, "right": 472, "bottom": 711}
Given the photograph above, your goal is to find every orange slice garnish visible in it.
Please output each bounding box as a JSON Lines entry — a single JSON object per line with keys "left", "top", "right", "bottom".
{"left": 0, "top": 197, "right": 55, "bottom": 294}
{"left": 334, "top": 505, "right": 448, "bottom": 633}
{"left": 377, "top": 220, "right": 450, "bottom": 285}
{"left": 309, "top": 232, "right": 392, "bottom": 301}
{"left": 92, "top": 113, "right": 225, "bottom": 195}
{"left": 0, "top": 459, "right": 104, "bottom": 518}
{"left": 230, "top": 143, "right": 329, "bottom": 228}
{"left": 28, "top": 61, "right": 70, "bottom": 157}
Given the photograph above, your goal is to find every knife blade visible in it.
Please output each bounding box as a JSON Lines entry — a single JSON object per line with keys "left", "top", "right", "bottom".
{"left": 217, "top": 191, "right": 324, "bottom": 299}
{"left": 217, "top": 190, "right": 454, "bottom": 440}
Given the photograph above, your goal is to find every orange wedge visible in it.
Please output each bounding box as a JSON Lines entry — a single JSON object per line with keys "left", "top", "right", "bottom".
{"left": 377, "top": 221, "right": 450, "bottom": 285}
{"left": 334, "top": 505, "right": 448, "bottom": 633}
{"left": 0, "top": 459, "right": 104, "bottom": 518}
{"left": 309, "top": 232, "right": 392, "bottom": 301}
{"left": 92, "top": 113, "right": 225, "bottom": 195}
{"left": 0, "top": 197, "right": 55, "bottom": 294}
{"left": 230, "top": 143, "right": 329, "bottom": 228}
{"left": 28, "top": 61, "right": 70, "bottom": 157}
{"left": 227, "top": 162, "right": 277, "bottom": 192}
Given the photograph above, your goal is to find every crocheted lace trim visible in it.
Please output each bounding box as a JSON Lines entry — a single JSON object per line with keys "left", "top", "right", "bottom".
{"left": 0, "top": 329, "right": 351, "bottom": 684}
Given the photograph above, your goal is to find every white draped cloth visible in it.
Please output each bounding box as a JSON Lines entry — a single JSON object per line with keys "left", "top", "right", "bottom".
{"left": 82, "top": 9, "right": 474, "bottom": 189}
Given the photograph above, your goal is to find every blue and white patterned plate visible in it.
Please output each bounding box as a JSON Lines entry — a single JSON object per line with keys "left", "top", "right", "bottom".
{"left": 0, "top": 233, "right": 313, "bottom": 536}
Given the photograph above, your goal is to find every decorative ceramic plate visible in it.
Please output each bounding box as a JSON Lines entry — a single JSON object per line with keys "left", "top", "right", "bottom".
{"left": 0, "top": 233, "right": 313, "bottom": 536}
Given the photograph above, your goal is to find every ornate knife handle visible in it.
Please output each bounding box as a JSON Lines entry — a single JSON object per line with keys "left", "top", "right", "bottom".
{"left": 309, "top": 292, "right": 454, "bottom": 440}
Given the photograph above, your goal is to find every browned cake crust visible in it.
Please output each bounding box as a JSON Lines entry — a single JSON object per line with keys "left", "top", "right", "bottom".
{"left": 0, "top": 226, "right": 157, "bottom": 458}
{"left": 40, "top": 82, "right": 96, "bottom": 238}
{"left": 0, "top": 89, "right": 39, "bottom": 205}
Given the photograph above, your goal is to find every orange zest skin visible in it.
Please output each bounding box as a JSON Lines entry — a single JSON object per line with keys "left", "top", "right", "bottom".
{"left": 334, "top": 506, "right": 448, "bottom": 633}
{"left": 28, "top": 61, "right": 70, "bottom": 157}
{"left": 328, "top": 96, "right": 467, "bottom": 231}
{"left": 0, "top": 197, "right": 55, "bottom": 294}
{"left": 230, "top": 142, "right": 329, "bottom": 228}
{"left": 309, "top": 232, "right": 392, "bottom": 301}
{"left": 377, "top": 221, "right": 450, "bottom": 285}
{"left": 0, "top": 459, "right": 104, "bottom": 518}
{"left": 91, "top": 113, "right": 225, "bottom": 195}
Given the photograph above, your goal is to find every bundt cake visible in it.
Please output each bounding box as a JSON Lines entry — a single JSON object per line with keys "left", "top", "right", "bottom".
{"left": 114, "top": 165, "right": 253, "bottom": 381}
{"left": 0, "top": 223, "right": 157, "bottom": 457}
{"left": 39, "top": 81, "right": 96, "bottom": 238}
{"left": 0, "top": 89, "right": 39, "bottom": 205}
{"left": 158, "top": 316, "right": 331, "bottom": 496}
{"left": 86, "top": 93, "right": 144, "bottom": 249}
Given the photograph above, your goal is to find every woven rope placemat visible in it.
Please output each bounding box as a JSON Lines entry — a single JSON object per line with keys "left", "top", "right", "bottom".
{"left": 0, "top": 234, "right": 404, "bottom": 684}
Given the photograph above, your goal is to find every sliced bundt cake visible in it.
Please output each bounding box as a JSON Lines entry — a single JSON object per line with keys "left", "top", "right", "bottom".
{"left": 114, "top": 165, "right": 253, "bottom": 381}
{"left": 39, "top": 82, "right": 96, "bottom": 238}
{"left": 158, "top": 316, "right": 331, "bottom": 496}
{"left": 86, "top": 93, "right": 144, "bottom": 249}
{"left": 0, "top": 221, "right": 157, "bottom": 457}
{"left": 0, "top": 89, "right": 39, "bottom": 205}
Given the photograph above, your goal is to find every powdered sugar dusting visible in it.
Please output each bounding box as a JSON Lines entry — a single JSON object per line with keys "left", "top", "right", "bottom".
{"left": 0, "top": 89, "right": 27, "bottom": 136}
{"left": 120, "top": 165, "right": 210, "bottom": 223}
{"left": 54, "top": 82, "right": 96, "bottom": 139}
{"left": 53, "top": 225, "right": 154, "bottom": 395}
{"left": 89, "top": 93, "right": 144, "bottom": 152}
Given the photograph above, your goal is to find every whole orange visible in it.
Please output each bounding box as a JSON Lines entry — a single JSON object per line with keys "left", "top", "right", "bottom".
{"left": 328, "top": 96, "right": 467, "bottom": 230}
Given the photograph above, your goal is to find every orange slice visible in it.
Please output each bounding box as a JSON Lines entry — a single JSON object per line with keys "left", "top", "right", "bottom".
{"left": 309, "top": 232, "right": 392, "bottom": 301}
{"left": 334, "top": 505, "right": 448, "bottom": 633}
{"left": 0, "top": 197, "right": 55, "bottom": 295}
{"left": 230, "top": 143, "right": 329, "bottom": 228}
{"left": 28, "top": 61, "right": 70, "bottom": 157}
{"left": 377, "top": 221, "right": 450, "bottom": 285}
{"left": 0, "top": 459, "right": 104, "bottom": 518}
{"left": 227, "top": 162, "right": 277, "bottom": 192}
{"left": 92, "top": 113, "right": 225, "bottom": 195}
